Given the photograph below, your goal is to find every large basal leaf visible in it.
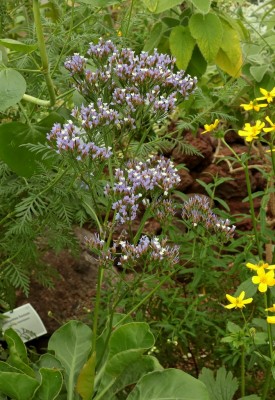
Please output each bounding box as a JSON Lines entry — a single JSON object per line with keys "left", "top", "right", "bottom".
{"left": 34, "top": 368, "right": 63, "bottom": 400}
{"left": 189, "top": 0, "right": 211, "bottom": 14}
{"left": 0, "top": 112, "right": 63, "bottom": 177}
{"left": 48, "top": 321, "right": 92, "bottom": 399}
{"left": 126, "top": 369, "right": 210, "bottom": 400}
{"left": 189, "top": 13, "right": 223, "bottom": 62}
{"left": 0, "top": 39, "right": 37, "bottom": 53}
{"left": 169, "top": 26, "right": 196, "bottom": 70}
{"left": 0, "top": 69, "right": 26, "bottom": 112}
{"left": 142, "top": 0, "right": 182, "bottom": 13}
{"left": 215, "top": 19, "right": 242, "bottom": 77}
{"left": 0, "top": 372, "right": 39, "bottom": 400}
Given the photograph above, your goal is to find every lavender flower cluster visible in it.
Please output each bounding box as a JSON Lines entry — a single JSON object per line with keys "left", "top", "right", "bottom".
{"left": 85, "top": 232, "right": 179, "bottom": 268}
{"left": 181, "top": 195, "right": 236, "bottom": 242}
{"left": 64, "top": 38, "right": 197, "bottom": 130}
{"left": 47, "top": 120, "right": 112, "bottom": 161}
{"left": 105, "top": 155, "right": 181, "bottom": 224}
{"left": 117, "top": 235, "right": 179, "bottom": 267}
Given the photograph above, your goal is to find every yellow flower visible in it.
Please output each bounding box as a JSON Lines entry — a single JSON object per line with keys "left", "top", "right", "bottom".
{"left": 246, "top": 261, "right": 275, "bottom": 271}
{"left": 256, "top": 87, "right": 275, "bottom": 103}
{"left": 202, "top": 119, "right": 219, "bottom": 134}
{"left": 117, "top": 30, "right": 122, "bottom": 37}
{"left": 224, "top": 291, "right": 253, "bottom": 309}
{"left": 265, "top": 304, "right": 275, "bottom": 312}
{"left": 267, "top": 316, "right": 275, "bottom": 324}
{"left": 240, "top": 100, "right": 267, "bottom": 112}
{"left": 238, "top": 120, "right": 265, "bottom": 142}
{"left": 263, "top": 116, "right": 275, "bottom": 133}
{"left": 252, "top": 268, "right": 275, "bottom": 293}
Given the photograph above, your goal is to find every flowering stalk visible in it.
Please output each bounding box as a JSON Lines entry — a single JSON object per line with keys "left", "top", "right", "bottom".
{"left": 32, "top": 0, "right": 56, "bottom": 106}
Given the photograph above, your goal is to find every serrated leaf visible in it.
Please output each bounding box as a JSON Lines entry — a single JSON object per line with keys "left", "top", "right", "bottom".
{"left": 189, "top": 13, "right": 223, "bottom": 62}
{"left": 169, "top": 26, "right": 196, "bottom": 70}
{"left": 189, "top": 0, "right": 211, "bottom": 14}
{"left": 143, "top": 21, "right": 164, "bottom": 53}
{"left": 0, "top": 39, "right": 37, "bottom": 54}
{"left": 199, "top": 366, "right": 238, "bottom": 400}
{"left": 0, "top": 69, "right": 26, "bottom": 112}
{"left": 215, "top": 20, "right": 242, "bottom": 77}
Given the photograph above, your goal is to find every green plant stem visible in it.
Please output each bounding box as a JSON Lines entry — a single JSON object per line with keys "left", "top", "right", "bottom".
{"left": 22, "top": 94, "right": 50, "bottom": 107}
{"left": 124, "top": 0, "right": 134, "bottom": 37}
{"left": 241, "top": 345, "right": 245, "bottom": 398}
{"left": 114, "top": 260, "right": 191, "bottom": 328}
{"left": 262, "top": 292, "right": 273, "bottom": 400}
{"left": 221, "top": 139, "right": 262, "bottom": 257}
{"left": 32, "top": 0, "right": 56, "bottom": 106}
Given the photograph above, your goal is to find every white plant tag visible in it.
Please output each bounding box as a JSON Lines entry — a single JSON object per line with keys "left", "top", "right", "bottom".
{"left": 2, "top": 303, "right": 47, "bottom": 343}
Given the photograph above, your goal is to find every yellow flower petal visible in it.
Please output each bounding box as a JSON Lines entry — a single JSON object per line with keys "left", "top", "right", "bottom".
{"left": 267, "top": 316, "right": 275, "bottom": 324}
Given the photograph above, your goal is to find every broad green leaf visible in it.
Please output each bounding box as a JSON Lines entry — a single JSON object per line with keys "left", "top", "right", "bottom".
{"left": 0, "top": 112, "right": 63, "bottom": 177}
{"left": 250, "top": 65, "right": 269, "bottom": 83}
{"left": 189, "top": 0, "right": 211, "bottom": 14}
{"left": 4, "top": 329, "right": 35, "bottom": 378}
{"left": 48, "top": 321, "right": 92, "bottom": 399}
{"left": 189, "top": 13, "right": 223, "bottom": 62}
{"left": 234, "top": 278, "right": 257, "bottom": 299}
{"left": 76, "top": 351, "right": 96, "bottom": 400}
{"left": 4, "top": 329, "right": 28, "bottom": 364}
{"left": 142, "top": 0, "right": 182, "bottom": 13}
{"left": 0, "top": 372, "right": 39, "bottom": 400}
{"left": 101, "top": 356, "right": 163, "bottom": 399}
{"left": 186, "top": 45, "right": 207, "bottom": 77}
{"left": 199, "top": 366, "right": 238, "bottom": 400}
{"left": 215, "top": 20, "right": 242, "bottom": 77}
{"left": 0, "top": 39, "right": 37, "bottom": 53}
{"left": 76, "top": 0, "right": 121, "bottom": 6}
{"left": 34, "top": 368, "right": 63, "bottom": 400}
{"left": 226, "top": 321, "right": 241, "bottom": 334}
{"left": 169, "top": 26, "right": 196, "bottom": 70}
{"left": 143, "top": 21, "right": 164, "bottom": 53}
{"left": 127, "top": 369, "right": 210, "bottom": 400}
{"left": 37, "top": 354, "right": 63, "bottom": 370}
{"left": 0, "top": 69, "right": 26, "bottom": 112}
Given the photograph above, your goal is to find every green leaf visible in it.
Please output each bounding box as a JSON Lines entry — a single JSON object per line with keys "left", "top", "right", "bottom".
{"left": 0, "top": 69, "right": 26, "bottom": 112}
{"left": 76, "top": 351, "right": 96, "bottom": 400}
{"left": 143, "top": 21, "right": 164, "bottom": 53}
{"left": 250, "top": 65, "right": 269, "bottom": 83}
{"left": 142, "top": 0, "right": 182, "bottom": 13}
{"left": 238, "top": 396, "right": 261, "bottom": 400}
{"left": 0, "top": 39, "right": 37, "bottom": 54}
{"left": 127, "top": 369, "right": 210, "bottom": 400}
{"left": 189, "top": 13, "right": 223, "bottom": 62}
{"left": 215, "top": 19, "right": 242, "bottom": 77}
{"left": 186, "top": 45, "right": 207, "bottom": 77}
{"left": 169, "top": 26, "right": 196, "bottom": 70}
{"left": 234, "top": 278, "right": 257, "bottom": 299}
{"left": 226, "top": 321, "right": 241, "bottom": 334}
{"left": 4, "top": 329, "right": 35, "bottom": 378}
{"left": 0, "top": 112, "right": 63, "bottom": 177}
{"left": 76, "top": 0, "right": 121, "bottom": 6}
{"left": 0, "top": 372, "right": 39, "bottom": 400}
{"left": 34, "top": 368, "right": 63, "bottom": 400}
{"left": 189, "top": 0, "right": 211, "bottom": 14}
{"left": 199, "top": 366, "right": 238, "bottom": 400}
{"left": 37, "top": 354, "right": 63, "bottom": 370}
{"left": 48, "top": 321, "right": 92, "bottom": 399}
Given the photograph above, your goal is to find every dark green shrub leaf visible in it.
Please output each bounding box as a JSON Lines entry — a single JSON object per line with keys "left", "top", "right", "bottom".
{"left": 0, "top": 69, "right": 26, "bottom": 112}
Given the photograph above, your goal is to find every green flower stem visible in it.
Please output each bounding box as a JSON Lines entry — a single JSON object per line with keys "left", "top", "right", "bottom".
{"left": 32, "top": 0, "right": 56, "bottom": 106}
{"left": 221, "top": 139, "right": 261, "bottom": 257}
{"left": 22, "top": 93, "right": 50, "bottom": 107}
{"left": 114, "top": 260, "right": 191, "bottom": 328}
{"left": 262, "top": 292, "right": 273, "bottom": 400}
{"left": 241, "top": 345, "right": 245, "bottom": 398}
{"left": 125, "top": 0, "right": 135, "bottom": 37}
